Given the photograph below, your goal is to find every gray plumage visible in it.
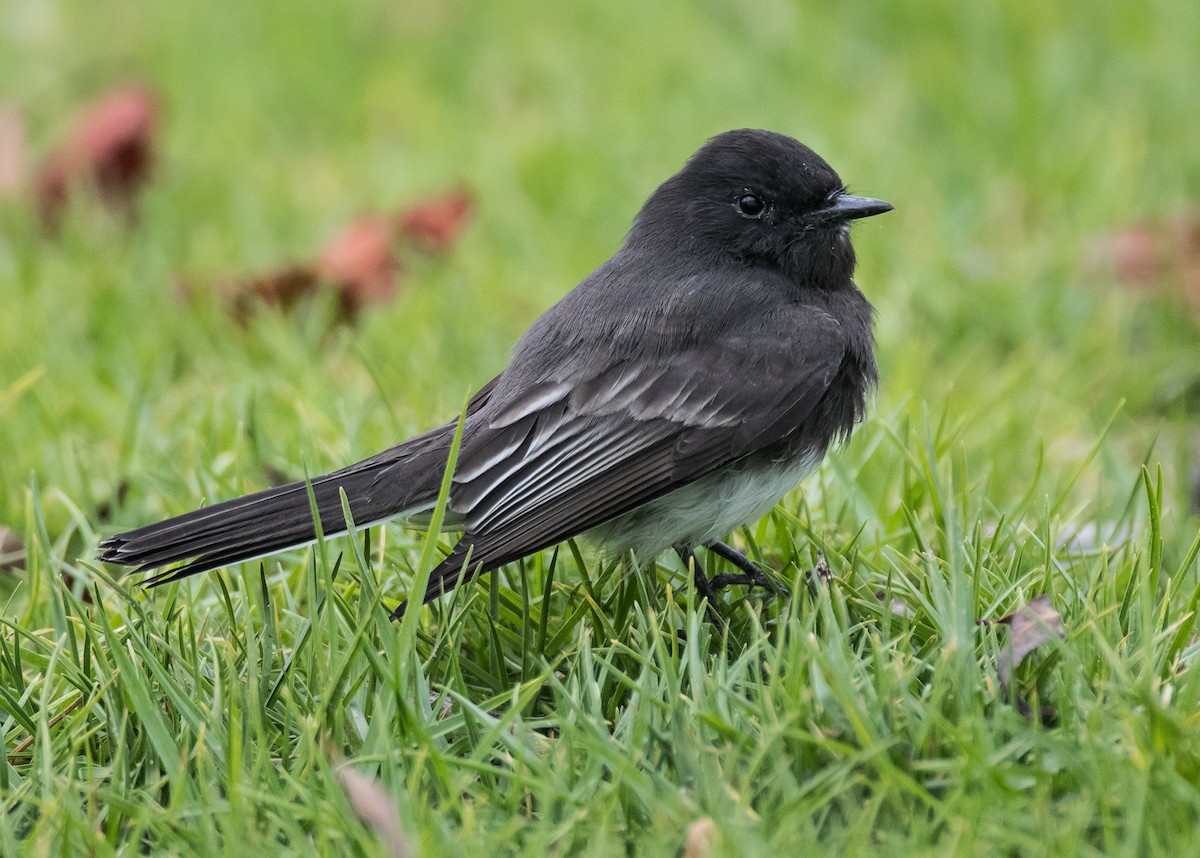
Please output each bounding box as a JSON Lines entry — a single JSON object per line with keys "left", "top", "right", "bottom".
{"left": 97, "top": 129, "right": 891, "bottom": 614}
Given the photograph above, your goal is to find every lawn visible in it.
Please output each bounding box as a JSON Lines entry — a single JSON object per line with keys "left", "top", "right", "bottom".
{"left": 3, "top": 0, "right": 1200, "bottom": 854}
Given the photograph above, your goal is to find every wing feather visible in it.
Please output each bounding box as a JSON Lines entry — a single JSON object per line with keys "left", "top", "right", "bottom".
{"left": 438, "top": 306, "right": 850, "bottom": 578}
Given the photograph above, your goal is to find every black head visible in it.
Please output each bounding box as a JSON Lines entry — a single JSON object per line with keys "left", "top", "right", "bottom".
{"left": 628, "top": 129, "right": 892, "bottom": 287}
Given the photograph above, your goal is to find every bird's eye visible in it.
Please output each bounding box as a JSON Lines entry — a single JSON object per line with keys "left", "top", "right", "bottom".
{"left": 736, "top": 193, "right": 765, "bottom": 218}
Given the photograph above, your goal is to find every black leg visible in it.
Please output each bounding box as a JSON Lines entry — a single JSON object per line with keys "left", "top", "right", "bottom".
{"left": 676, "top": 546, "right": 725, "bottom": 627}
{"left": 705, "top": 541, "right": 782, "bottom": 593}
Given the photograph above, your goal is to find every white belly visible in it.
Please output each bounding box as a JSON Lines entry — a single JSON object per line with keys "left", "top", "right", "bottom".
{"left": 585, "top": 455, "right": 818, "bottom": 562}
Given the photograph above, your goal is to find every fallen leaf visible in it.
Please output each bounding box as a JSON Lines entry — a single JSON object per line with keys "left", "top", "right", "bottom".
{"left": 227, "top": 264, "right": 321, "bottom": 317}
{"left": 685, "top": 817, "right": 718, "bottom": 858}
{"left": 208, "top": 190, "right": 469, "bottom": 325}
{"left": 398, "top": 191, "right": 473, "bottom": 252}
{"left": 220, "top": 218, "right": 404, "bottom": 322}
{"left": 36, "top": 84, "right": 158, "bottom": 226}
{"left": 0, "top": 105, "right": 27, "bottom": 196}
{"left": 335, "top": 765, "right": 413, "bottom": 858}
{"left": 316, "top": 215, "right": 404, "bottom": 314}
{"left": 0, "top": 526, "right": 24, "bottom": 571}
{"left": 993, "top": 595, "right": 1064, "bottom": 687}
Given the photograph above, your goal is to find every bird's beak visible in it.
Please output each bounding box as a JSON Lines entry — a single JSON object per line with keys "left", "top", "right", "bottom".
{"left": 820, "top": 194, "right": 894, "bottom": 221}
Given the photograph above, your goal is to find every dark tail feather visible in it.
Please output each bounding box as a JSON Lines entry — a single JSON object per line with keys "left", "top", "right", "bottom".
{"left": 98, "top": 448, "right": 443, "bottom": 585}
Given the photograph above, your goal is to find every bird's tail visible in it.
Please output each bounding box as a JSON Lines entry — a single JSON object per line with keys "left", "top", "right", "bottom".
{"left": 97, "top": 430, "right": 453, "bottom": 587}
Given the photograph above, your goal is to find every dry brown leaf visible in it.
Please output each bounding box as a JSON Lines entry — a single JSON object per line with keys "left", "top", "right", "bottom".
{"left": 206, "top": 190, "right": 469, "bottom": 326}
{"left": 217, "top": 217, "right": 404, "bottom": 323}
{"left": 316, "top": 215, "right": 404, "bottom": 314}
{"left": 398, "top": 191, "right": 473, "bottom": 252}
{"left": 225, "top": 265, "right": 321, "bottom": 318}
{"left": 335, "top": 765, "right": 413, "bottom": 858}
{"left": 36, "top": 84, "right": 157, "bottom": 226}
{"left": 994, "top": 595, "right": 1064, "bottom": 686}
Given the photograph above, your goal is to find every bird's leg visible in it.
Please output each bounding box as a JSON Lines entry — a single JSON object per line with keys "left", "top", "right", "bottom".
{"left": 705, "top": 541, "right": 782, "bottom": 593}
{"left": 676, "top": 546, "right": 725, "bottom": 627}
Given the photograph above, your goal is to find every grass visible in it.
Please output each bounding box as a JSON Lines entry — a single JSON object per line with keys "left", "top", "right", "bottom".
{"left": 3, "top": 0, "right": 1200, "bottom": 854}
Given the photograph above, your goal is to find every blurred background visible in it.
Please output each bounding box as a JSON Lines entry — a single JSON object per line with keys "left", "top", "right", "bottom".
{"left": 1, "top": 0, "right": 1198, "bottom": 580}
{"left": 4, "top": 2, "right": 1200, "bottom": 853}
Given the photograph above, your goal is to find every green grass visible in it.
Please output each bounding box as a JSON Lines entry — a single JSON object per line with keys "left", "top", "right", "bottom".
{"left": 3, "top": 0, "right": 1200, "bottom": 854}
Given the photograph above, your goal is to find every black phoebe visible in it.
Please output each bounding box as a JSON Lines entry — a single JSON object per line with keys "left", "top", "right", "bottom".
{"left": 98, "top": 129, "right": 892, "bottom": 618}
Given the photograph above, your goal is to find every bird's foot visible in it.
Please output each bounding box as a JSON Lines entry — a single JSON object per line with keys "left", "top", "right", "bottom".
{"left": 676, "top": 546, "right": 726, "bottom": 627}
{"left": 705, "top": 541, "right": 785, "bottom": 595}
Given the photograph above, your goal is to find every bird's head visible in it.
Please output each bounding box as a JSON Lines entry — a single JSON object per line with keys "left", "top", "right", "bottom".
{"left": 630, "top": 129, "right": 892, "bottom": 287}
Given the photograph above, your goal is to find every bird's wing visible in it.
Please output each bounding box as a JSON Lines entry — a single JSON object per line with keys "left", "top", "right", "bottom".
{"left": 406, "top": 303, "right": 851, "bottom": 605}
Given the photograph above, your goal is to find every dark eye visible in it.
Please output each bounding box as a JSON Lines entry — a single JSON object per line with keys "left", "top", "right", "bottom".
{"left": 736, "top": 193, "right": 765, "bottom": 218}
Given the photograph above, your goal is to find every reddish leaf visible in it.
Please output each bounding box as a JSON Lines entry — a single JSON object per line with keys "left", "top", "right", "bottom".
{"left": 316, "top": 215, "right": 404, "bottom": 314}
{"left": 207, "top": 190, "right": 469, "bottom": 326}
{"left": 36, "top": 84, "right": 158, "bottom": 225}
{"left": 219, "top": 217, "right": 406, "bottom": 323}
{"left": 229, "top": 264, "right": 321, "bottom": 317}
{"left": 398, "top": 190, "right": 473, "bottom": 252}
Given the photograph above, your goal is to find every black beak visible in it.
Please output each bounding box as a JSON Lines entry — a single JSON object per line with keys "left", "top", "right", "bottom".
{"left": 819, "top": 193, "right": 894, "bottom": 222}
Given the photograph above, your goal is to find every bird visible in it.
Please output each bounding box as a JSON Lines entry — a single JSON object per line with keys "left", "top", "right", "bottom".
{"left": 97, "top": 129, "right": 892, "bottom": 620}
